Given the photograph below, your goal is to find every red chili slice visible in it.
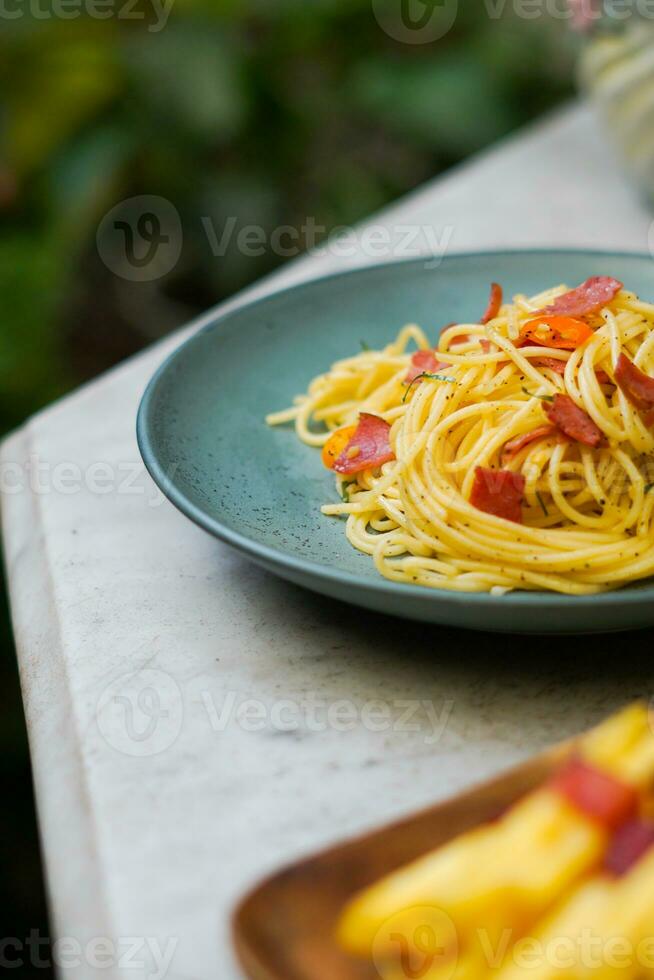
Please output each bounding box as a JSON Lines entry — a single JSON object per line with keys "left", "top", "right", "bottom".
{"left": 470, "top": 467, "right": 525, "bottom": 524}
{"left": 519, "top": 316, "right": 594, "bottom": 351}
{"left": 481, "top": 283, "right": 503, "bottom": 324}
{"left": 605, "top": 820, "right": 654, "bottom": 877}
{"left": 615, "top": 353, "right": 654, "bottom": 414}
{"left": 501, "top": 425, "right": 556, "bottom": 463}
{"left": 545, "top": 394, "right": 603, "bottom": 448}
{"left": 536, "top": 276, "right": 623, "bottom": 317}
{"left": 322, "top": 425, "right": 357, "bottom": 470}
{"left": 550, "top": 758, "right": 637, "bottom": 830}
{"left": 333, "top": 413, "right": 395, "bottom": 475}
{"left": 405, "top": 350, "right": 448, "bottom": 385}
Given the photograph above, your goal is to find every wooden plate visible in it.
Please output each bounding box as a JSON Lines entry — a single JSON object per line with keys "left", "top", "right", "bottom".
{"left": 232, "top": 742, "right": 572, "bottom": 980}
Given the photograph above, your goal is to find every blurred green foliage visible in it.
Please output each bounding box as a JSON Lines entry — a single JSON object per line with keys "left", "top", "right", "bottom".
{"left": 0, "top": 2, "right": 576, "bottom": 428}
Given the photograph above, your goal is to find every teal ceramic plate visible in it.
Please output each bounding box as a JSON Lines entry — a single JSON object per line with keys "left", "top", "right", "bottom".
{"left": 137, "top": 250, "right": 654, "bottom": 634}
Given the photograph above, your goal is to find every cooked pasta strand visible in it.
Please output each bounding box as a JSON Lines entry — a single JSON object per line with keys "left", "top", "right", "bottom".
{"left": 267, "top": 282, "right": 654, "bottom": 594}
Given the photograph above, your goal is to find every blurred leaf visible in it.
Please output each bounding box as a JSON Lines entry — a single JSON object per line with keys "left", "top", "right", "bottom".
{"left": 350, "top": 51, "right": 518, "bottom": 159}
{"left": 122, "top": 23, "right": 249, "bottom": 142}
{"left": 192, "top": 172, "right": 280, "bottom": 290}
{"left": 0, "top": 234, "right": 70, "bottom": 423}
{"left": 2, "top": 29, "right": 121, "bottom": 176}
{"left": 48, "top": 125, "right": 135, "bottom": 248}
{"left": 0, "top": 7, "right": 575, "bottom": 434}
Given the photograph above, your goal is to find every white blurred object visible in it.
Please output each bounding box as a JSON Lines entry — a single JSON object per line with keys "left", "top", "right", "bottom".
{"left": 580, "top": 9, "right": 654, "bottom": 200}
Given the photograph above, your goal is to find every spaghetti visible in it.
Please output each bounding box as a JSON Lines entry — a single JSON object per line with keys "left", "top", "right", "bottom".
{"left": 266, "top": 278, "right": 654, "bottom": 595}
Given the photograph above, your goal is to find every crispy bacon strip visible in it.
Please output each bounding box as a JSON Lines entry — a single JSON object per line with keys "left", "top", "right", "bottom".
{"left": 470, "top": 467, "right": 525, "bottom": 524}
{"left": 539, "top": 276, "right": 624, "bottom": 316}
{"left": 404, "top": 349, "right": 448, "bottom": 385}
{"left": 456, "top": 285, "right": 502, "bottom": 346}
{"left": 551, "top": 759, "right": 637, "bottom": 830}
{"left": 536, "top": 276, "right": 622, "bottom": 317}
{"left": 458, "top": 335, "right": 492, "bottom": 351}
{"left": 501, "top": 425, "right": 556, "bottom": 463}
{"left": 605, "top": 821, "right": 654, "bottom": 877}
{"left": 535, "top": 357, "right": 567, "bottom": 375}
{"left": 533, "top": 357, "right": 609, "bottom": 382}
{"left": 615, "top": 353, "right": 654, "bottom": 414}
{"left": 544, "top": 395, "right": 603, "bottom": 448}
{"left": 481, "top": 282, "right": 503, "bottom": 324}
{"left": 333, "top": 413, "right": 394, "bottom": 475}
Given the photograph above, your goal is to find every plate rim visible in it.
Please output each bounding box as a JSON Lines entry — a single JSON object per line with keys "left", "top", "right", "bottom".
{"left": 137, "top": 247, "right": 654, "bottom": 611}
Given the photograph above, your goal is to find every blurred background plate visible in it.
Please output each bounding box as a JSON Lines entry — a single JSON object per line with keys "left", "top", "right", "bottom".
{"left": 137, "top": 249, "right": 654, "bottom": 633}
{"left": 232, "top": 741, "right": 570, "bottom": 980}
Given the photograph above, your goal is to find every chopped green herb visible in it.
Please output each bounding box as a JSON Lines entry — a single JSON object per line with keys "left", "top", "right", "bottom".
{"left": 522, "top": 386, "right": 555, "bottom": 403}
{"left": 359, "top": 340, "right": 371, "bottom": 351}
{"left": 340, "top": 481, "right": 353, "bottom": 501}
{"left": 646, "top": 483, "right": 654, "bottom": 494}
{"left": 402, "top": 372, "right": 457, "bottom": 403}
{"left": 536, "top": 490, "right": 549, "bottom": 517}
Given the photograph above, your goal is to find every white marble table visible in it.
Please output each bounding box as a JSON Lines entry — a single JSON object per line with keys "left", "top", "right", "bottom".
{"left": 3, "top": 103, "right": 654, "bottom": 980}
